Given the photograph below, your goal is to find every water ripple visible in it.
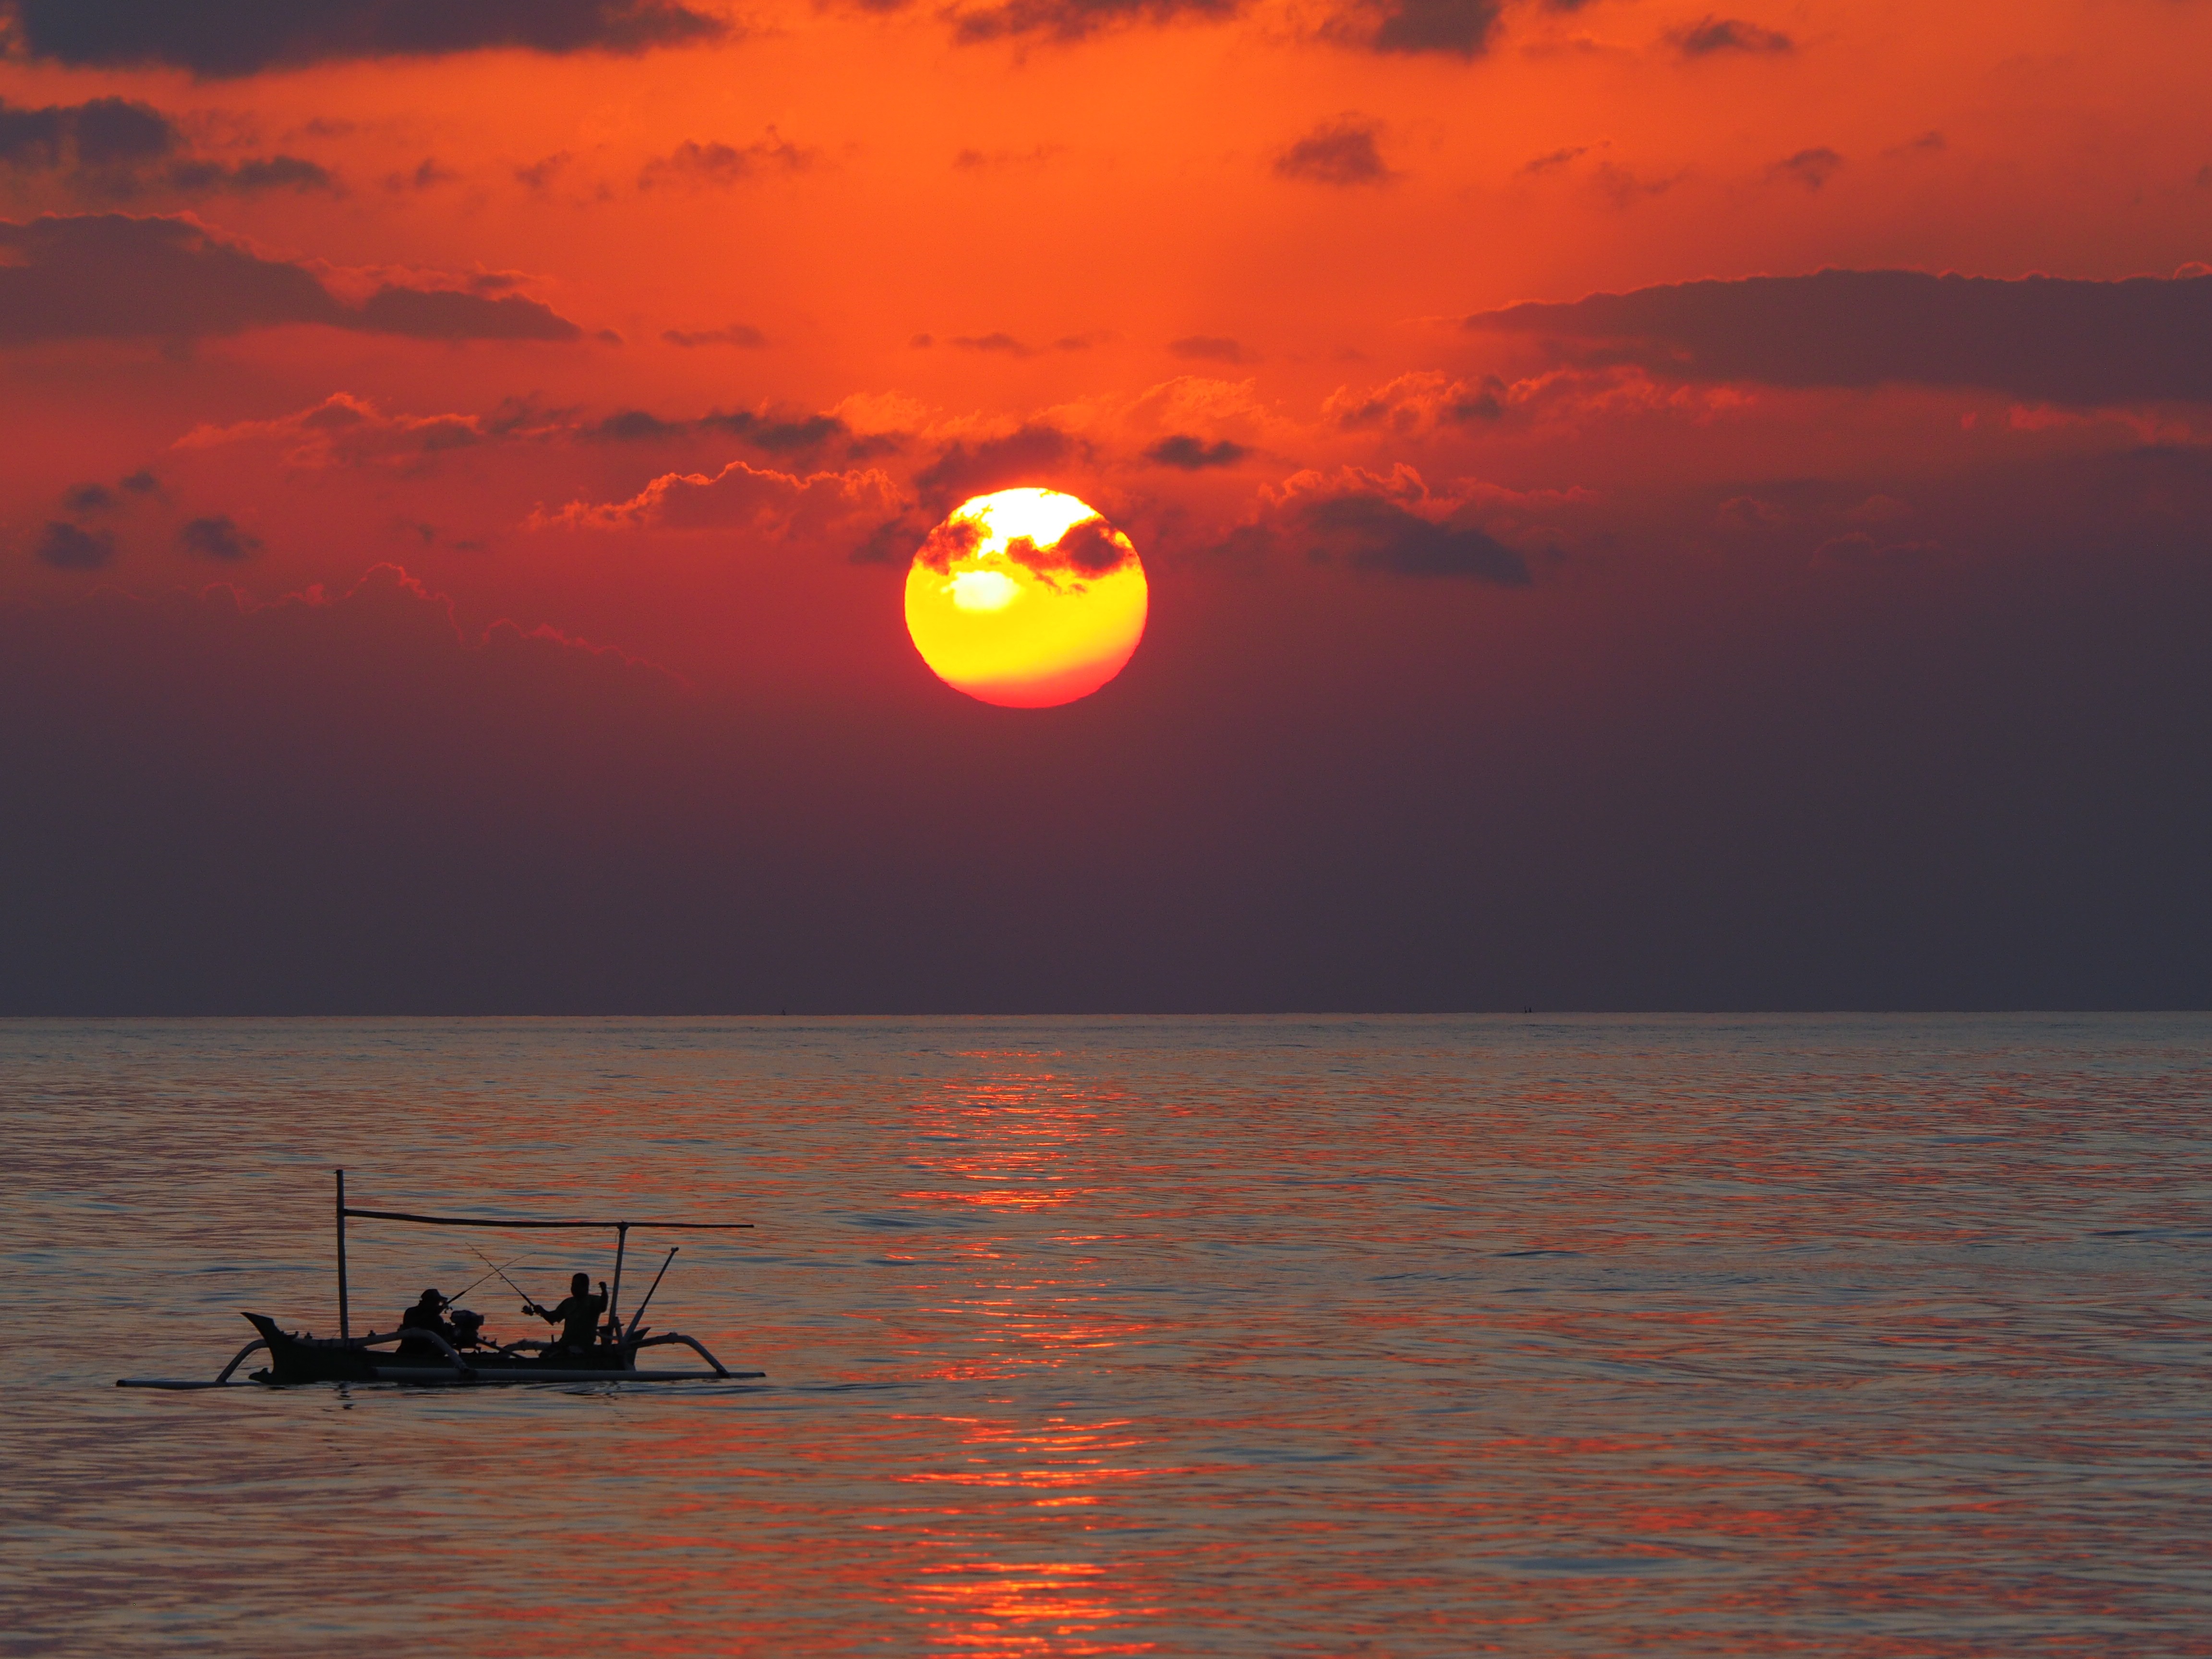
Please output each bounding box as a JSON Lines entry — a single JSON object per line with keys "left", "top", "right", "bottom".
{"left": 3, "top": 1013, "right": 2209, "bottom": 1655}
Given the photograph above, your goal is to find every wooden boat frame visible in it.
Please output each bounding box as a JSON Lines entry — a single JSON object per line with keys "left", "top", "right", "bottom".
{"left": 119, "top": 1169, "right": 764, "bottom": 1390}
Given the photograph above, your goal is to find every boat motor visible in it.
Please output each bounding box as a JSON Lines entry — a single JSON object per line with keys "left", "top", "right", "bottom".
{"left": 448, "top": 1306, "right": 487, "bottom": 1349}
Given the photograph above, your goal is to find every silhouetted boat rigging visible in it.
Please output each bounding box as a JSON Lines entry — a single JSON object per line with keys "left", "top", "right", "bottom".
{"left": 118, "top": 1170, "right": 763, "bottom": 1389}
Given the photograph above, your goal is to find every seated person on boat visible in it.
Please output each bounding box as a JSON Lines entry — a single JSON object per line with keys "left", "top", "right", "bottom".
{"left": 397, "top": 1288, "right": 454, "bottom": 1356}
{"left": 527, "top": 1273, "right": 605, "bottom": 1355}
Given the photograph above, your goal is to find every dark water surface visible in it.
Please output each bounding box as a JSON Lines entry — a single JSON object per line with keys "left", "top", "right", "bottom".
{"left": 4, "top": 1015, "right": 2209, "bottom": 1656}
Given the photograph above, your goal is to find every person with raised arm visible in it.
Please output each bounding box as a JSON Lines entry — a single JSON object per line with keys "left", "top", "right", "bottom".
{"left": 525, "top": 1272, "right": 605, "bottom": 1356}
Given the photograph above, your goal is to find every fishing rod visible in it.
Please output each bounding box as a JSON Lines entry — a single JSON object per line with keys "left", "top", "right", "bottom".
{"left": 624, "top": 1248, "right": 678, "bottom": 1343}
{"left": 468, "top": 1244, "right": 543, "bottom": 1312}
{"left": 444, "top": 1253, "right": 530, "bottom": 1307}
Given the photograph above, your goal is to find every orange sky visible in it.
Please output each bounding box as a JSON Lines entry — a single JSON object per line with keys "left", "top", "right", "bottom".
{"left": 2, "top": 0, "right": 2209, "bottom": 1010}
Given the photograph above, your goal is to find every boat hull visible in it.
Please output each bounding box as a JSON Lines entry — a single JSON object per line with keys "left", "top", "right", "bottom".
{"left": 360, "top": 1365, "right": 728, "bottom": 1384}
{"left": 232, "top": 1313, "right": 756, "bottom": 1386}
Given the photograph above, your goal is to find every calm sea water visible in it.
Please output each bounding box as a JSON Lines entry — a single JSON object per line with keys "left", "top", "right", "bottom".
{"left": 3, "top": 1015, "right": 2209, "bottom": 1656}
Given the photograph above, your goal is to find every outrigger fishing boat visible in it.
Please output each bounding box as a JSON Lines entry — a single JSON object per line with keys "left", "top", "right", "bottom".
{"left": 119, "top": 1170, "right": 763, "bottom": 1389}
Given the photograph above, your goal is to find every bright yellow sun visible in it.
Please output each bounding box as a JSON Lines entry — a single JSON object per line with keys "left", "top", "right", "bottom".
{"left": 903, "top": 488, "right": 1147, "bottom": 708}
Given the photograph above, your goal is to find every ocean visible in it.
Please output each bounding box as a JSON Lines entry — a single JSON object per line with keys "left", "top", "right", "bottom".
{"left": 4, "top": 1014, "right": 2208, "bottom": 1655}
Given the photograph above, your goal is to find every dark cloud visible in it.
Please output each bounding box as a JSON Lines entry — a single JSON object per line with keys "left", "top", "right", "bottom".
{"left": 60, "top": 469, "right": 167, "bottom": 510}
{"left": 999, "top": 516, "right": 1136, "bottom": 585}
{"left": 1886, "top": 130, "right": 1946, "bottom": 158}
{"left": 927, "top": 331, "right": 1097, "bottom": 357}
{"left": 179, "top": 516, "right": 264, "bottom": 560}
{"left": 638, "top": 134, "right": 812, "bottom": 188}
{"left": 208, "top": 389, "right": 884, "bottom": 474}
{"left": 951, "top": 143, "right": 1063, "bottom": 170}
{"left": 702, "top": 410, "right": 855, "bottom": 454}
{"left": 1519, "top": 145, "right": 1588, "bottom": 176}
{"left": 1300, "top": 493, "right": 1532, "bottom": 583}
{"left": 1166, "top": 334, "right": 1249, "bottom": 363}
{"left": 80, "top": 99, "right": 178, "bottom": 166}
{"left": 1333, "top": 0, "right": 1503, "bottom": 57}
{"left": 0, "top": 102, "right": 67, "bottom": 168}
{"left": 909, "top": 509, "right": 1131, "bottom": 581}
{"left": 1145, "top": 435, "right": 1248, "bottom": 469}
{"left": 913, "top": 423, "right": 1083, "bottom": 503}
{"left": 581, "top": 405, "right": 867, "bottom": 457}
{"left": 1051, "top": 517, "right": 1131, "bottom": 574}
{"left": 33, "top": 521, "right": 116, "bottom": 569}
{"left": 1672, "top": 15, "right": 1794, "bottom": 55}
{"left": 0, "top": 96, "right": 332, "bottom": 198}
{"left": 945, "top": 0, "right": 1240, "bottom": 45}
{"left": 909, "top": 513, "right": 984, "bottom": 573}
{"left": 0, "top": 215, "right": 583, "bottom": 345}
{"left": 1466, "top": 268, "right": 2212, "bottom": 405}
{"left": 385, "top": 156, "right": 460, "bottom": 192}
{"left": 662, "top": 324, "right": 767, "bottom": 348}
{"left": 0, "top": 214, "right": 326, "bottom": 341}
{"left": 514, "top": 152, "right": 572, "bottom": 193}
{"left": 163, "top": 156, "right": 338, "bottom": 194}
{"left": 471, "top": 395, "right": 571, "bottom": 437}
{"left": 1331, "top": 373, "right": 1506, "bottom": 429}
{"left": 1769, "top": 147, "right": 1842, "bottom": 191}
{"left": 1275, "top": 116, "right": 1394, "bottom": 186}
{"left": 1591, "top": 160, "right": 1680, "bottom": 208}
{"left": 856, "top": 507, "right": 940, "bottom": 566}
{"left": 351, "top": 284, "right": 582, "bottom": 341}
{"left": 1, "top": 0, "right": 725, "bottom": 78}
{"left": 590, "top": 409, "right": 688, "bottom": 442}
{"left": 0, "top": 95, "right": 175, "bottom": 169}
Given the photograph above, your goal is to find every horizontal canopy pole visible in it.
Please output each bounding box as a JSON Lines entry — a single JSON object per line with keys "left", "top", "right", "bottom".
{"left": 342, "top": 1206, "right": 752, "bottom": 1230}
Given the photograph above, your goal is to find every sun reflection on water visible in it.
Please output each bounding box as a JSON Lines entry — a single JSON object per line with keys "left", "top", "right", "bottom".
{"left": 875, "top": 1055, "right": 1178, "bottom": 1651}
{"left": 895, "top": 1416, "right": 1173, "bottom": 1655}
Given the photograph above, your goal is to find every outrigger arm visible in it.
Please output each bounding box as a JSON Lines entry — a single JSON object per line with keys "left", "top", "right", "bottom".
{"left": 633, "top": 1331, "right": 732, "bottom": 1377}
{"left": 119, "top": 1321, "right": 476, "bottom": 1389}
{"left": 118, "top": 1336, "right": 274, "bottom": 1389}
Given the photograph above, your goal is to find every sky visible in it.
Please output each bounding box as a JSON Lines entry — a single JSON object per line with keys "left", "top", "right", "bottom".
{"left": 2, "top": 0, "right": 2208, "bottom": 1014}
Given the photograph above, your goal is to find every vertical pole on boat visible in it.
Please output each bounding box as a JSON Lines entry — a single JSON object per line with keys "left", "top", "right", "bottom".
{"left": 608, "top": 1222, "right": 628, "bottom": 1337}
{"left": 625, "top": 1247, "right": 677, "bottom": 1343}
{"left": 335, "top": 1167, "right": 351, "bottom": 1341}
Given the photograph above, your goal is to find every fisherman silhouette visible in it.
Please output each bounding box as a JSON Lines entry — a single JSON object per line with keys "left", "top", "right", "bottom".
{"left": 526, "top": 1272, "right": 606, "bottom": 1355}
{"left": 397, "top": 1288, "right": 453, "bottom": 1356}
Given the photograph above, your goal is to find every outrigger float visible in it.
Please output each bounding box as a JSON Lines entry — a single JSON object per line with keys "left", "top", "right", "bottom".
{"left": 119, "top": 1169, "right": 763, "bottom": 1390}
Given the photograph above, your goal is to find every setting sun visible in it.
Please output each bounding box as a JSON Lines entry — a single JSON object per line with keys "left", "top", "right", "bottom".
{"left": 903, "top": 489, "right": 1148, "bottom": 709}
